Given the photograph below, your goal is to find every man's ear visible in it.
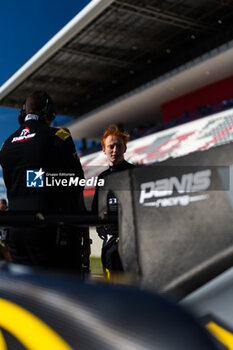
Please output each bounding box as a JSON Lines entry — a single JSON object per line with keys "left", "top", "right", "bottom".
{"left": 102, "top": 146, "right": 106, "bottom": 154}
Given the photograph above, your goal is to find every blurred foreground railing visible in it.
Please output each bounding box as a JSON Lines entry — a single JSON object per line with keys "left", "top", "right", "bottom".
{"left": 0, "top": 211, "right": 116, "bottom": 228}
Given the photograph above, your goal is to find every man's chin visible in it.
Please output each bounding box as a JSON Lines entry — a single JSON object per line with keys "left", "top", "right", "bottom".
{"left": 111, "top": 158, "right": 122, "bottom": 165}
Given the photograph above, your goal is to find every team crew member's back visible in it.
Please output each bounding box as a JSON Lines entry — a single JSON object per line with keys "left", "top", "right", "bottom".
{"left": 0, "top": 90, "right": 90, "bottom": 272}
{"left": 1, "top": 117, "right": 84, "bottom": 212}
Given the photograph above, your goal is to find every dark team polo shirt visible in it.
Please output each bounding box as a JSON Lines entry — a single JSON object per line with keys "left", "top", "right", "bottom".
{"left": 0, "top": 119, "right": 84, "bottom": 213}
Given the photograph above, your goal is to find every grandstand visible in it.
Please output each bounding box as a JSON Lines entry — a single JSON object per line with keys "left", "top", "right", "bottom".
{"left": 1, "top": 0, "right": 233, "bottom": 143}
{"left": 81, "top": 106, "right": 233, "bottom": 167}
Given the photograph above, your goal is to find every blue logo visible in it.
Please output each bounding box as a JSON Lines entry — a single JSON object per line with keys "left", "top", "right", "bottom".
{"left": 26, "top": 169, "right": 45, "bottom": 187}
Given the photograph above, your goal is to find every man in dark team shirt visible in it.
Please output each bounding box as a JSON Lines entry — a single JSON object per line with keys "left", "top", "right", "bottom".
{"left": 92, "top": 125, "right": 135, "bottom": 278}
{"left": 0, "top": 90, "right": 90, "bottom": 272}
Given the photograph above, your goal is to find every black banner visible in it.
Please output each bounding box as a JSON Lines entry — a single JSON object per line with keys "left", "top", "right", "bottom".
{"left": 98, "top": 142, "right": 233, "bottom": 299}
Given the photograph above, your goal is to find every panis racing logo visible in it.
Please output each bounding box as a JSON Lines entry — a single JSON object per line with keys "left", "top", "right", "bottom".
{"left": 139, "top": 169, "right": 211, "bottom": 207}
{"left": 12, "top": 127, "right": 36, "bottom": 143}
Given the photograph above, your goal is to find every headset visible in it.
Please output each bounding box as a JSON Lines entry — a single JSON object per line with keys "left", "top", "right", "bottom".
{"left": 18, "top": 92, "right": 56, "bottom": 125}
{"left": 41, "top": 93, "right": 56, "bottom": 121}
{"left": 18, "top": 103, "right": 26, "bottom": 125}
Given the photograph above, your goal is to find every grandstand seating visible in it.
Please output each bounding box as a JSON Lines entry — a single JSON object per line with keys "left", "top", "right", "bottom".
{"left": 78, "top": 98, "right": 233, "bottom": 158}
{"left": 81, "top": 106, "right": 233, "bottom": 169}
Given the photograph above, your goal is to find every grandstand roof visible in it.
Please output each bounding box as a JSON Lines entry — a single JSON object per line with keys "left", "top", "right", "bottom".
{"left": 1, "top": 0, "right": 233, "bottom": 139}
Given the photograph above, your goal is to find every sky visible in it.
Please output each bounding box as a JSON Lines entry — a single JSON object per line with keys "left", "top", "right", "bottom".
{"left": 0, "top": 0, "right": 91, "bottom": 148}
{"left": 0, "top": 0, "right": 91, "bottom": 198}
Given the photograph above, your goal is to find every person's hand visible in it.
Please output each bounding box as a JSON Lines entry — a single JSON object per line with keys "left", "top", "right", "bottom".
{"left": 96, "top": 226, "right": 108, "bottom": 240}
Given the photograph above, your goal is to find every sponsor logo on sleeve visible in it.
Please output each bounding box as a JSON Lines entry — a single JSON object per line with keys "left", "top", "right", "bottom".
{"left": 12, "top": 127, "right": 36, "bottom": 143}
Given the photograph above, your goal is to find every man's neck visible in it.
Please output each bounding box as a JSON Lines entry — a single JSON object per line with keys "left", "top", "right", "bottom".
{"left": 109, "top": 159, "right": 125, "bottom": 168}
